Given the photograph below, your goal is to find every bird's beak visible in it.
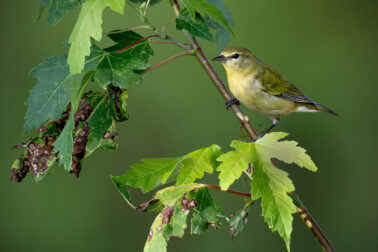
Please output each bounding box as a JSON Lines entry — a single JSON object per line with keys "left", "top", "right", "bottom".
{"left": 212, "top": 55, "right": 226, "bottom": 62}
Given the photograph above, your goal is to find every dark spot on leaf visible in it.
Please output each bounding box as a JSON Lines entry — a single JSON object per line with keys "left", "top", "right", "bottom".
{"left": 161, "top": 206, "right": 174, "bottom": 224}
{"left": 243, "top": 213, "right": 248, "bottom": 225}
{"left": 156, "top": 225, "right": 162, "bottom": 232}
{"left": 206, "top": 222, "right": 218, "bottom": 229}
{"left": 136, "top": 199, "right": 160, "bottom": 212}
{"left": 147, "top": 229, "right": 153, "bottom": 242}
{"left": 103, "top": 130, "right": 117, "bottom": 140}
{"left": 181, "top": 194, "right": 197, "bottom": 212}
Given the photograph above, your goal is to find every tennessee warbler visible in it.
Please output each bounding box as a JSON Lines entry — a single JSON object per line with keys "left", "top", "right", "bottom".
{"left": 212, "top": 46, "right": 337, "bottom": 138}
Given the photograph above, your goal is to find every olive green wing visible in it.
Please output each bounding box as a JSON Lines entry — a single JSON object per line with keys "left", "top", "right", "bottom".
{"left": 258, "top": 64, "right": 315, "bottom": 104}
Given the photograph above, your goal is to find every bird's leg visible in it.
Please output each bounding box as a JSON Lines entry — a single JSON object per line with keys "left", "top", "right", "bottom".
{"left": 225, "top": 97, "right": 240, "bottom": 110}
{"left": 255, "top": 118, "right": 280, "bottom": 141}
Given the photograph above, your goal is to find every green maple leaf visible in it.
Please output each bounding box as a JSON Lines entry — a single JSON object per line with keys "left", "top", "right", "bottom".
{"left": 116, "top": 158, "right": 181, "bottom": 193}
{"left": 190, "top": 211, "right": 208, "bottom": 234}
{"left": 252, "top": 158, "right": 295, "bottom": 251}
{"left": 25, "top": 46, "right": 104, "bottom": 133}
{"left": 252, "top": 132, "right": 317, "bottom": 250}
{"left": 49, "top": 0, "right": 80, "bottom": 26}
{"left": 67, "top": 0, "right": 125, "bottom": 74}
{"left": 94, "top": 43, "right": 151, "bottom": 88}
{"left": 115, "top": 144, "right": 221, "bottom": 193}
{"left": 105, "top": 30, "right": 153, "bottom": 55}
{"left": 255, "top": 132, "right": 317, "bottom": 172}
{"left": 217, "top": 133, "right": 317, "bottom": 250}
{"left": 53, "top": 72, "right": 94, "bottom": 170}
{"left": 178, "top": 0, "right": 233, "bottom": 34}
{"left": 204, "top": 0, "right": 233, "bottom": 52}
{"left": 176, "top": 144, "right": 221, "bottom": 185}
{"left": 176, "top": 9, "right": 213, "bottom": 41}
{"left": 217, "top": 140, "right": 256, "bottom": 190}
{"left": 25, "top": 55, "right": 74, "bottom": 133}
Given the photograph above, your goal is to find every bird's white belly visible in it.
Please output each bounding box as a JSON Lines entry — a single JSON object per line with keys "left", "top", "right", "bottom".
{"left": 229, "top": 77, "right": 295, "bottom": 118}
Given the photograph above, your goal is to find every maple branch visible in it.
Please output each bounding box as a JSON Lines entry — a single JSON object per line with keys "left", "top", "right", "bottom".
{"left": 170, "top": 1, "right": 335, "bottom": 251}
{"left": 206, "top": 184, "right": 251, "bottom": 197}
{"left": 142, "top": 49, "right": 196, "bottom": 74}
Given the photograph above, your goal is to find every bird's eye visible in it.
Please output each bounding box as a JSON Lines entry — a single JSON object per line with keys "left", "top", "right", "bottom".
{"left": 232, "top": 53, "right": 240, "bottom": 59}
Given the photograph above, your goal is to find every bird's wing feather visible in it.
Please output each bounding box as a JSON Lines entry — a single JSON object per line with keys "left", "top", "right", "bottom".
{"left": 257, "top": 64, "right": 314, "bottom": 104}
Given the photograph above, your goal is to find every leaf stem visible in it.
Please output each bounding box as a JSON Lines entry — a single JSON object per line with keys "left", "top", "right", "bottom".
{"left": 107, "top": 26, "right": 152, "bottom": 34}
{"left": 142, "top": 49, "right": 196, "bottom": 74}
{"left": 162, "top": 17, "right": 176, "bottom": 32}
{"left": 114, "top": 34, "right": 160, "bottom": 53}
{"left": 170, "top": 0, "right": 335, "bottom": 251}
{"left": 206, "top": 184, "right": 251, "bottom": 197}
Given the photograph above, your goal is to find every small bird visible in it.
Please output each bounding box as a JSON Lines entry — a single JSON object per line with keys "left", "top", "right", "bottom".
{"left": 212, "top": 46, "right": 337, "bottom": 138}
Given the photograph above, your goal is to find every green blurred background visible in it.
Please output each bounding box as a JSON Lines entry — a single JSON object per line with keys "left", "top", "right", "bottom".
{"left": 1, "top": 0, "right": 377, "bottom": 251}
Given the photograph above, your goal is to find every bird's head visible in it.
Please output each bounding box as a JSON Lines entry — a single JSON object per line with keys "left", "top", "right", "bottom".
{"left": 212, "top": 46, "right": 255, "bottom": 73}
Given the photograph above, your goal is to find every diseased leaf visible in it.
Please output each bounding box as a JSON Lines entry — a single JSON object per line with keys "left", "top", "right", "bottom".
{"left": 67, "top": 0, "right": 125, "bottom": 74}
{"left": 116, "top": 158, "right": 181, "bottom": 193}
{"left": 176, "top": 145, "right": 221, "bottom": 185}
{"left": 228, "top": 209, "right": 248, "bottom": 239}
{"left": 176, "top": 9, "right": 213, "bottom": 41}
{"left": 256, "top": 132, "right": 317, "bottom": 172}
{"left": 217, "top": 140, "right": 256, "bottom": 190}
{"left": 144, "top": 192, "right": 194, "bottom": 251}
{"left": 155, "top": 184, "right": 204, "bottom": 206}
{"left": 188, "top": 187, "right": 223, "bottom": 228}
{"left": 53, "top": 72, "right": 93, "bottom": 170}
{"left": 144, "top": 214, "right": 166, "bottom": 252}
{"left": 47, "top": 0, "right": 79, "bottom": 26}
{"left": 162, "top": 197, "right": 190, "bottom": 241}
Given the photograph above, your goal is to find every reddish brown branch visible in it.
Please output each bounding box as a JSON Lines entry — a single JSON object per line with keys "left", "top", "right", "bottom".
{"left": 206, "top": 184, "right": 251, "bottom": 197}
{"left": 114, "top": 34, "right": 160, "bottom": 53}
{"left": 142, "top": 49, "right": 195, "bottom": 74}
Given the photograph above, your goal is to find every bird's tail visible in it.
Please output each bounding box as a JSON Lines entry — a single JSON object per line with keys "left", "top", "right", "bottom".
{"left": 314, "top": 103, "right": 338, "bottom": 115}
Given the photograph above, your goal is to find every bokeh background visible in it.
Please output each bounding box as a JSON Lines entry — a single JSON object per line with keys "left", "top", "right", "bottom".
{"left": 1, "top": 0, "right": 377, "bottom": 251}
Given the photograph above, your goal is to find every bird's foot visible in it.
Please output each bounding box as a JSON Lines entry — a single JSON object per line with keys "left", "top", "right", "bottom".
{"left": 225, "top": 98, "right": 240, "bottom": 110}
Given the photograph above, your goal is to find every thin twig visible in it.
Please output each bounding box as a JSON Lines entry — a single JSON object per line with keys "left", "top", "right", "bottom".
{"left": 114, "top": 34, "right": 160, "bottom": 53}
{"left": 142, "top": 49, "right": 196, "bottom": 74}
{"left": 151, "top": 41, "right": 177, "bottom": 45}
{"left": 162, "top": 17, "right": 176, "bottom": 32}
{"left": 170, "top": 0, "right": 335, "bottom": 251}
{"left": 107, "top": 26, "right": 152, "bottom": 34}
{"left": 206, "top": 184, "right": 251, "bottom": 197}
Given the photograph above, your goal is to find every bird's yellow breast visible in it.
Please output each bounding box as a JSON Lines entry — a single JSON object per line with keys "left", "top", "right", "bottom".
{"left": 225, "top": 68, "right": 297, "bottom": 118}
